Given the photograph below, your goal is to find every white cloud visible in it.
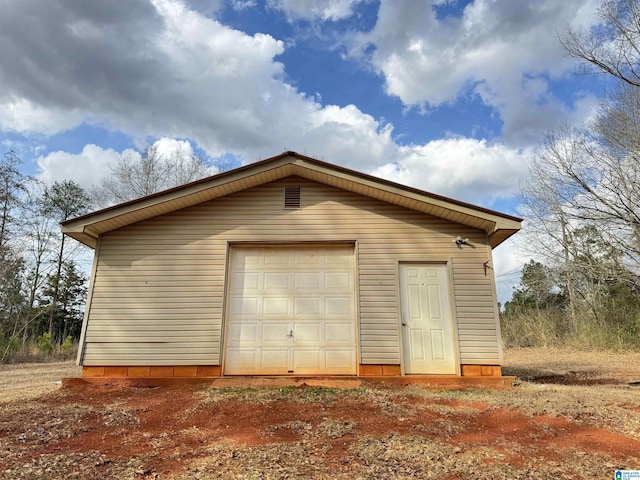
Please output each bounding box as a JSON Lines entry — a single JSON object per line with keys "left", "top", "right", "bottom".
{"left": 267, "top": 0, "right": 366, "bottom": 22}
{"left": 152, "top": 138, "right": 195, "bottom": 159}
{"left": 229, "top": 0, "right": 256, "bottom": 11}
{"left": 355, "top": 0, "right": 602, "bottom": 145}
{"left": 36, "top": 144, "right": 121, "bottom": 189}
{"left": 0, "top": 98, "right": 84, "bottom": 136}
{"left": 35, "top": 138, "right": 208, "bottom": 191}
{"left": 371, "top": 138, "right": 531, "bottom": 204}
{"left": 294, "top": 104, "right": 397, "bottom": 168}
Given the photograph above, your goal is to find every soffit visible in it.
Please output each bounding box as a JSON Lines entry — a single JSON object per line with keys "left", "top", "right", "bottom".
{"left": 62, "top": 154, "right": 522, "bottom": 249}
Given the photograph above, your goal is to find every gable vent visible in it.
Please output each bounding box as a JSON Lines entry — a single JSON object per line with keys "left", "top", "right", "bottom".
{"left": 284, "top": 185, "right": 301, "bottom": 209}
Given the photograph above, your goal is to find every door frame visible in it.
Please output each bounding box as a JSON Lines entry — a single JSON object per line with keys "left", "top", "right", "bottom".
{"left": 396, "top": 259, "right": 461, "bottom": 376}
{"left": 220, "top": 241, "right": 359, "bottom": 376}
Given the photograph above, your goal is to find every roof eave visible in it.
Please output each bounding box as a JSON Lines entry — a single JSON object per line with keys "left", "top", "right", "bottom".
{"left": 61, "top": 152, "right": 523, "bottom": 245}
{"left": 488, "top": 228, "right": 521, "bottom": 249}
{"left": 62, "top": 224, "right": 98, "bottom": 249}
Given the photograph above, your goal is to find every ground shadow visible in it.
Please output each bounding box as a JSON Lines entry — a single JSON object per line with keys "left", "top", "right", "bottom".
{"left": 503, "top": 366, "right": 627, "bottom": 385}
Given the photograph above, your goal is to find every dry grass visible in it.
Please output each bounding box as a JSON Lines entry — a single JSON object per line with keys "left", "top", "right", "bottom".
{"left": 208, "top": 385, "right": 368, "bottom": 405}
{"left": 504, "top": 346, "right": 640, "bottom": 381}
{"left": 389, "top": 381, "right": 640, "bottom": 437}
{"left": 0, "top": 361, "right": 81, "bottom": 402}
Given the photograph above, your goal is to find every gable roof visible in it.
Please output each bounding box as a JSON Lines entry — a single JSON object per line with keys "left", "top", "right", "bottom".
{"left": 62, "top": 151, "right": 522, "bottom": 249}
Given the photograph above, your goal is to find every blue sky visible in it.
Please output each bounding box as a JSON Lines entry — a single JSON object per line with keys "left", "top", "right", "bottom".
{"left": 0, "top": 0, "right": 612, "bottom": 301}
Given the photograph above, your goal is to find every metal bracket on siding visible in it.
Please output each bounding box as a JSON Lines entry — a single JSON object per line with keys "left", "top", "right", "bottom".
{"left": 483, "top": 260, "right": 492, "bottom": 276}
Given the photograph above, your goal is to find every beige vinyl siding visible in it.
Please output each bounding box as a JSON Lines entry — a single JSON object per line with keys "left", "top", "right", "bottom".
{"left": 81, "top": 176, "right": 501, "bottom": 366}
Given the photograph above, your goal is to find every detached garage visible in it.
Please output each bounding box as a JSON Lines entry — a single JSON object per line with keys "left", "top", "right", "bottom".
{"left": 62, "top": 152, "right": 521, "bottom": 379}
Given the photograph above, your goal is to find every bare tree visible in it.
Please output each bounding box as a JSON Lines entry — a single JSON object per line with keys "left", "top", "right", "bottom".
{"left": 167, "top": 148, "right": 212, "bottom": 187}
{"left": 92, "top": 144, "right": 210, "bottom": 207}
{"left": 520, "top": 127, "right": 584, "bottom": 328}
{"left": 19, "top": 180, "right": 57, "bottom": 310}
{"left": 589, "top": 84, "right": 640, "bottom": 253}
{"left": 594, "top": 82, "right": 640, "bottom": 155}
{"left": 561, "top": 0, "right": 640, "bottom": 87}
{"left": 525, "top": 119, "right": 640, "bottom": 261}
{"left": 521, "top": 123, "right": 640, "bottom": 335}
{"left": 0, "top": 151, "right": 26, "bottom": 248}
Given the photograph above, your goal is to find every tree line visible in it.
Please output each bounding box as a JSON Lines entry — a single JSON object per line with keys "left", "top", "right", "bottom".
{"left": 0, "top": 146, "right": 210, "bottom": 362}
{"left": 502, "top": 0, "right": 640, "bottom": 350}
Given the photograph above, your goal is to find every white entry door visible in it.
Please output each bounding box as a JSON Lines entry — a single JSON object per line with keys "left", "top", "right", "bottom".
{"left": 225, "top": 245, "right": 356, "bottom": 375}
{"left": 400, "top": 264, "right": 457, "bottom": 374}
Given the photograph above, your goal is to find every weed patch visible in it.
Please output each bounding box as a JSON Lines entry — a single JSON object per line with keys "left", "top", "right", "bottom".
{"left": 208, "top": 385, "right": 369, "bottom": 405}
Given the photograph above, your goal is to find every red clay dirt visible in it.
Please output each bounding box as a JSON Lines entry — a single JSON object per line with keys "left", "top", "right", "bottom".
{"left": 1, "top": 381, "right": 637, "bottom": 479}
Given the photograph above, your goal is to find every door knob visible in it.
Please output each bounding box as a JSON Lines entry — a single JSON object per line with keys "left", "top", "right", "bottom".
{"left": 286, "top": 330, "right": 293, "bottom": 337}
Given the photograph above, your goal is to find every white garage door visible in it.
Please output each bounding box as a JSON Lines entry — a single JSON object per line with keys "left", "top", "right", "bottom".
{"left": 224, "top": 245, "right": 357, "bottom": 375}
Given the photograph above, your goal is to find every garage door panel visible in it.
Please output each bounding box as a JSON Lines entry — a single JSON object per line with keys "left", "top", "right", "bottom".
{"left": 262, "top": 323, "right": 290, "bottom": 343}
{"left": 294, "top": 272, "right": 322, "bottom": 290}
{"left": 225, "top": 245, "right": 356, "bottom": 375}
{"left": 325, "top": 297, "right": 353, "bottom": 316}
{"left": 229, "top": 274, "right": 257, "bottom": 293}
{"left": 263, "top": 297, "right": 290, "bottom": 315}
{"left": 325, "top": 323, "right": 355, "bottom": 344}
{"left": 243, "top": 253, "right": 260, "bottom": 265}
{"left": 227, "top": 323, "right": 259, "bottom": 344}
{"left": 225, "top": 349, "right": 258, "bottom": 373}
{"left": 326, "top": 253, "right": 352, "bottom": 265}
{"left": 295, "top": 252, "right": 321, "bottom": 265}
{"left": 294, "top": 297, "right": 321, "bottom": 315}
{"left": 293, "top": 323, "right": 322, "bottom": 343}
{"left": 264, "top": 253, "right": 289, "bottom": 265}
{"left": 230, "top": 297, "right": 259, "bottom": 316}
{"left": 293, "top": 349, "right": 321, "bottom": 370}
{"left": 227, "top": 348, "right": 291, "bottom": 374}
{"left": 325, "top": 349, "right": 355, "bottom": 370}
{"left": 247, "top": 273, "right": 262, "bottom": 290}
{"left": 325, "top": 272, "right": 352, "bottom": 289}
{"left": 260, "top": 348, "right": 289, "bottom": 369}
{"left": 264, "top": 272, "right": 289, "bottom": 290}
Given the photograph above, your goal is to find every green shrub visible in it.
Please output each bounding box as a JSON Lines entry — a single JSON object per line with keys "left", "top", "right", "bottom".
{"left": 5, "top": 335, "right": 20, "bottom": 353}
{"left": 36, "top": 332, "right": 53, "bottom": 354}
{"left": 0, "top": 333, "right": 21, "bottom": 363}
{"left": 61, "top": 335, "right": 74, "bottom": 353}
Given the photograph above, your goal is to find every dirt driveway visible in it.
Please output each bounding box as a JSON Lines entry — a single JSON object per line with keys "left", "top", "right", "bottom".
{"left": 1, "top": 348, "right": 639, "bottom": 479}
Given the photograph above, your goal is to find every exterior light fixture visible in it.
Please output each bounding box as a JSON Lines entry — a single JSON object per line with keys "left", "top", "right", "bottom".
{"left": 454, "top": 236, "right": 470, "bottom": 246}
